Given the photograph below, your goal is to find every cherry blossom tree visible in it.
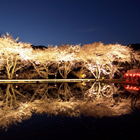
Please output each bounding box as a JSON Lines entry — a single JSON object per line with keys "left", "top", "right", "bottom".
{"left": 0, "top": 33, "right": 33, "bottom": 79}
{"left": 0, "top": 33, "right": 139, "bottom": 80}
{"left": 80, "top": 42, "right": 135, "bottom": 79}
{"left": 54, "top": 44, "right": 78, "bottom": 78}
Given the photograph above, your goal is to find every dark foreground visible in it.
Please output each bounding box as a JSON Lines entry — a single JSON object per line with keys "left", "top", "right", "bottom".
{"left": 0, "top": 109, "right": 140, "bottom": 140}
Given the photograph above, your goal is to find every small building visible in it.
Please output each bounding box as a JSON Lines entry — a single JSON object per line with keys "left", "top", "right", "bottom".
{"left": 124, "top": 69, "right": 140, "bottom": 93}
{"left": 124, "top": 69, "right": 140, "bottom": 83}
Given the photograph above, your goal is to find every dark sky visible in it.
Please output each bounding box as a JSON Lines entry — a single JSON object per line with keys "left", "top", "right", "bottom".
{"left": 0, "top": 0, "right": 140, "bottom": 46}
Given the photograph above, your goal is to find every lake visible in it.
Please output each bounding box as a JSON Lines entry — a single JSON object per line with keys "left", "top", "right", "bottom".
{"left": 0, "top": 82, "right": 140, "bottom": 140}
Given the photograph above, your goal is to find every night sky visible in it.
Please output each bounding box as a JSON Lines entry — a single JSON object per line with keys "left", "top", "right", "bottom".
{"left": 0, "top": 0, "right": 140, "bottom": 46}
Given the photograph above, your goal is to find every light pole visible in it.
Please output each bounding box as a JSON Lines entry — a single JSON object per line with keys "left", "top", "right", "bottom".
{"left": 54, "top": 74, "right": 57, "bottom": 87}
{"left": 15, "top": 74, "right": 18, "bottom": 88}
{"left": 16, "top": 74, "right": 18, "bottom": 79}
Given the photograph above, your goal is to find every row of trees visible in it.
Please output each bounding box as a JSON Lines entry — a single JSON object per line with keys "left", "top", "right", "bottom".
{"left": 0, "top": 33, "right": 140, "bottom": 79}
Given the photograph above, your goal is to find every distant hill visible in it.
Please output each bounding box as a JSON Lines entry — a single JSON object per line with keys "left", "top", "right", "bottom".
{"left": 31, "top": 43, "right": 140, "bottom": 51}
{"left": 128, "top": 43, "right": 140, "bottom": 50}
{"left": 31, "top": 45, "right": 48, "bottom": 50}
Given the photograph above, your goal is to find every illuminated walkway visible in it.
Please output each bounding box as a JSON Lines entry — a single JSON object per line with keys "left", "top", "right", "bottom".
{"left": 0, "top": 79, "right": 139, "bottom": 85}
{"left": 0, "top": 79, "right": 97, "bottom": 83}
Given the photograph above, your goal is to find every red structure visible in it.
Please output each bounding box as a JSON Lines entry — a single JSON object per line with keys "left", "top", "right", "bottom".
{"left": 124, "top": 85, "right": 140, "bottom": 94}
{"left": 124, "top": 69, "right": 140, "bottom": 93}
{"left": 124, "top": 69, "right": 140, "bottom": 82}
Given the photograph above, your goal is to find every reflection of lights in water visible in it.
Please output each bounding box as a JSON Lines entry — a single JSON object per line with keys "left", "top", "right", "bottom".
{"left": 15, "top": 85, "right": 18, "bottom": 88}
{"left": 124, "top": 85, "right": 140, "bottom": 94}
{"left": 81, "top": 82, "right": 86, "bottom": 86}
{"left": 0, "top": 82, "right": 140, "bottom": 130}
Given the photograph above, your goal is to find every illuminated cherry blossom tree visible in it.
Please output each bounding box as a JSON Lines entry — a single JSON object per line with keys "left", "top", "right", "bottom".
{"left": 80, "top": 42, "right": 135, "bottom": 79}
{"left": 0, "top": 33, "right": 139, "bottom": 80}
{"left": 0, "top": 33, "right": 33, "bottom": 79}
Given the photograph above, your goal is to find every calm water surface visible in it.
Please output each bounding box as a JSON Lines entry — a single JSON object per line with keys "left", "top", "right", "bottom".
{"left": 0, "top": 82, "right": 140, "bottom": 140}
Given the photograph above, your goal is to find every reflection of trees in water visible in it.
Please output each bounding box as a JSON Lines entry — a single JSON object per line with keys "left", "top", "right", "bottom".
{"left": 58, "top": 83, "right": 71, "bottom": 101}
{"left": 0, "top": 83, "right": 140, "bottom": 130}
{"left": 85, "top": 82, "right": 116, "bottom": 100}
{"left": 0, "top": 84, "right": 29, "bottom": 110}
{"left": 130, "top": 93, "right": 140, "bottom": 109}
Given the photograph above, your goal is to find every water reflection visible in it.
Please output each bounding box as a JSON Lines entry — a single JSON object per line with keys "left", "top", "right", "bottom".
{"left": 0, "top": 82, "right": 140, "bottom": 130}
